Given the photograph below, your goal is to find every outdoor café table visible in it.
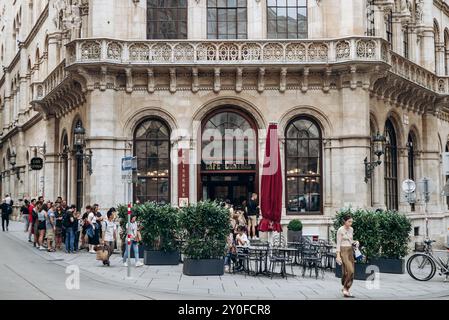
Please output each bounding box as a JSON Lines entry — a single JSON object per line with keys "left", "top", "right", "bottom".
{"left": 274, "top": 247, "right": 298, "bottom": 277}
{"left": 287, "top": 242, "right": 302, "bottom": 265}
{"left": 247, "top": 246, "right": 269, "bottom": 276}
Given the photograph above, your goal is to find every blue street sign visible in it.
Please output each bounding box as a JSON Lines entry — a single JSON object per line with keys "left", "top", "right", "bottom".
{"left": 122, "top": 156, "right": 137, "bottom": 171}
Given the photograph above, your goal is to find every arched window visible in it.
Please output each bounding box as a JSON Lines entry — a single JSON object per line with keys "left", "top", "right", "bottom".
{"left": 200, "top": 108, "right": 258, "bottom": 204}
{"left": 407, "top": 132, "right": 416, "bottom": 211}
{"left": 444, "top": 29, "right": 449, "bottom": 75}
{"left": 61, "top": 133, "right": 69, "bottom": 201}
{"left": 147, "top": 0, "right": 188, "bottom": 39}
{"left": 366, "top": 0, "right": 375, "bottom": 36}
{"left": 285, "top": 117, "right": 322, "bottom": 214}
{"left": 434, "top": 19, "right": 441, "bottom": 73}
{"left": 74, "top": 120, "right": 84, "bottom": 210}
{"left": 267, "top": 0, "right": 307, "bottom": 39}
{"left": 134, "top": 118, "right": 171, "bottom": 204}
{"left": 386, "top": 10, "right": 393, "bottom": 48}
{"left": 384, "top": 119, "right": 398, "bottom": 210}
{"left": 403, "top": 26, "right": 409, "bottom": 59}
{"left": 207, "top": 0, "right": 247, "bottom": 39}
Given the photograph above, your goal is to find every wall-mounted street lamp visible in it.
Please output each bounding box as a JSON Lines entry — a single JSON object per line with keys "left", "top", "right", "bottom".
{"left": 9, "top": 150, "right": 21, "bottom": 180}
{"left": 364, "top": 131, "right": 386, "bottom": 183}
{"left": 73, "top": 122, "right": 93, "bottom": 175}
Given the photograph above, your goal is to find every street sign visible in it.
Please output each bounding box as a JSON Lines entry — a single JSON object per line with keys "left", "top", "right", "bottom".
{"left": 121, "top": 156, "right": 137, "bottom": 171}
{"left": 30, "top": 157, "right": 44, "bottom": 170}
{"left": 401, "top": 179, "right": 416, "bottom": 194}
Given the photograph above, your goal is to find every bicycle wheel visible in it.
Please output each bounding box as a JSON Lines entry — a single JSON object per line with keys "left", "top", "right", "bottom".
{"left": 407, "top": 254, "right": 436, "bottom": 281}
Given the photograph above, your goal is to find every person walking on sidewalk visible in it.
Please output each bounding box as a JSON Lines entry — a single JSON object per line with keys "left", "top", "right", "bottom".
{"left": 336, "top": 214, "right": 359, "bottom": 298}
{"left": 123, "top": 215, "right": 143, "bottom": 267}
{"left": 1, "top": 198, "right": 12, "bottom": 232}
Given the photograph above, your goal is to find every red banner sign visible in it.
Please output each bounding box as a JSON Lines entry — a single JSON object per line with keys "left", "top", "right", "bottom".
{"left": 178, "top": 149, "right": 189, "bottom": 207}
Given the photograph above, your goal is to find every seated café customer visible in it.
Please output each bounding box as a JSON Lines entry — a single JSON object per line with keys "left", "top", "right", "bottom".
{"left": 234, "top": 226, "right": 250, "bottom": 271}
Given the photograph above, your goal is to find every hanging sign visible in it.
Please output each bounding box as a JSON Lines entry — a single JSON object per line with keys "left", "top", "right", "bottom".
{"left": 30, "top": 157, "right": 44, "bottom": 170}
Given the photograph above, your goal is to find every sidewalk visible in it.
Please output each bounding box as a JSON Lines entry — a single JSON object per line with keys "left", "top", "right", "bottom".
{"left": 4, "top": 221, "right": 449, "bottom": 300}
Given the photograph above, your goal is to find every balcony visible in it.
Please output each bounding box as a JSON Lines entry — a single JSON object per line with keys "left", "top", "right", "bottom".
{"left": 31, "top": 60, "right": 68, "bottom": 102}
{"left": 66, "top": 36, "right": 389, "bottom": 67}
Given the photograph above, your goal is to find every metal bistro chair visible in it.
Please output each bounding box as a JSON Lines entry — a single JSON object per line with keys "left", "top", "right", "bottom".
{"left": 269, "top": 247, "right": 292, "bottom": 279}
{"left": 234, "top": 246, "right": 250, "bottom": 274}
{"left": 301, "top": 243, "right": 324, "bottom": 279}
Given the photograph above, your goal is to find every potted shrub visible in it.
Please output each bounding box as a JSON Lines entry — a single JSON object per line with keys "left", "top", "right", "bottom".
{"left": 117, "top": 204, "right": 144, "bottom": 259}
{"left": 333, "top": 208, "right": 380, "bottom": 281}
{"left": 140, "top": 202, "right": 180, "bottom": 265}
{"left": 287, "top": 219, "right": 303, "bottom": 242}
{"left": 179, "top": 201, "right": 230, "bottom": 276}
{"left": 370, "top": 210, "right": 411, "bottom": 274}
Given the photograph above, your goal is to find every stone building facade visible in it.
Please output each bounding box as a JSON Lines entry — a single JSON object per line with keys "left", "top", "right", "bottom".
{"left": 1, "top": 0, "right": 449, "bottom": 245}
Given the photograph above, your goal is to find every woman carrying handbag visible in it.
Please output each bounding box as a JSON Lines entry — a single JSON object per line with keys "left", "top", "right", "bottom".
{"left": 335, "top": 214, "right": 359, "bottom": 298}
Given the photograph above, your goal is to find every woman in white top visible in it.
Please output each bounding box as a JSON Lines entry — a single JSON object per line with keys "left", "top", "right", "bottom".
{"left": 336, "top": 214, "right": 359, "bottom": 298}
{"left": 87, "top": 209, "right": 98, "bottom": 253}
{"left": 101, "top": 210, "right": 117, "bottom": 266}
{"left": 122, "top": 215, "right": 143, "bottom": 267}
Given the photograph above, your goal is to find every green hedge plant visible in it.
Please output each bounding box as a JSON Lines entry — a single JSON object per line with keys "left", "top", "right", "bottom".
{"left": 287, "top": 219, "right": 303, "bottom": 231}
{"left": 179, "top": 200, "right": 231, "bottom": 260}
{"left": 332, "top": 208, "right": 411, "bottom": 261}
{"left": 139, "top": 202, "right": 180, "bottom": 252}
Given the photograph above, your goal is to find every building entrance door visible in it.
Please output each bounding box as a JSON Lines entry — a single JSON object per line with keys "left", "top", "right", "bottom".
{"left": 201, "top": 173, "right": 255, "bottom": 206}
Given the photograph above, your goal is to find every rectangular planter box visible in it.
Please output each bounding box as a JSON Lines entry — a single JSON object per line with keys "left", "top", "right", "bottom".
{"left": 369, "top": 258, "right": 405, "bottom": 274}
{"left": 183, "top": 258, "right": 224, "bottom": 276}
{"left": 144, "top": 250, "right": 180, "bottom": 265}
{"left": 335, "top": 263, "right": 374, "bottom": 281}
{"left": 287, "top": 230, "right": 303, "bottom": 243}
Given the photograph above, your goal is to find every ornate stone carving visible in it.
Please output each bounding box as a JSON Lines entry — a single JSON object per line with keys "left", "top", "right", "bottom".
{"left": 336, "top": 41, "right": 350, "bottom": 60}
{"left": 286, "top": 43, "right": 306, "bottom": 61}
{"left": 129, "top": 43, "right": 150, "bottom": 62}
{"left": 80, "top": 41, "right": 101, "bottom": 60}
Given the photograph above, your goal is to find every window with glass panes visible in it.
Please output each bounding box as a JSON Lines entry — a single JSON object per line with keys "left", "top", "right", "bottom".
{"left": 207, "top": 0, "right": 247, "bottom": 39}
{"left": 147, "top": 0, "right": 188, "bottom": 39}
{"left": 386, "top": 10, "right": 393, "bottom": 48}
{"left": 407, "top": 133, "right": 416, "bottom": 211}
{"left": 366, "top": 0, "right": 375, "bottom": 36}
{"left": 403, "top": 26, "right": 409, "bottom": 58}
{"left": 285, "top": 117, "right": 322, "bottom": 214}
{"left": 384, "top": 119, "right": 398, "bottom": 211}
{"left": 134, "top": 118, "right": 171, "bottom": 204}
{"left": 267, "top": 0, "right": 308, "bottom": 39}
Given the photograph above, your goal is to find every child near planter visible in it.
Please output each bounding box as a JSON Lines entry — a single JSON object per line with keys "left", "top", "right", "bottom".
{"left": 224, "top": 230, "right": 236, "bottom": 273}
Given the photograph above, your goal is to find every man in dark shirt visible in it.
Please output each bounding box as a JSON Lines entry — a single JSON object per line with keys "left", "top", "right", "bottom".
{"left": 247, "top": 193, "right": 259, "bottom": 240}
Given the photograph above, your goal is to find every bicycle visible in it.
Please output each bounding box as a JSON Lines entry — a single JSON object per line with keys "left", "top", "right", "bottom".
{"left": 406, "top": 239, "right": 449, "bottom": 281}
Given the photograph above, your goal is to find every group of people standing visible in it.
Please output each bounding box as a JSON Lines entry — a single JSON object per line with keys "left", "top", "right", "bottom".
{"left": 16, "top": 197, "right": 118, "bottom": 259}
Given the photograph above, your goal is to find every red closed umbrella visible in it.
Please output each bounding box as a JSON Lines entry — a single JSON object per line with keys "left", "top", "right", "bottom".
{"left": 259, "top": 123, "right": 283, "bottom": 233}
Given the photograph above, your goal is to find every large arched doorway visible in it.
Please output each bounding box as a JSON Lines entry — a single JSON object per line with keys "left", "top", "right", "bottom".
{"left": 199, "top": 107, "right": 258, "bottom": 207}
{"left": 133, "top": 117, "right": 171, "bottom": 204}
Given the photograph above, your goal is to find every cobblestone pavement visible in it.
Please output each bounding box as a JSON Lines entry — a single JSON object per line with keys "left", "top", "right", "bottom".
{"left": 4, "top": 221, "right": 449, "bottom": 300}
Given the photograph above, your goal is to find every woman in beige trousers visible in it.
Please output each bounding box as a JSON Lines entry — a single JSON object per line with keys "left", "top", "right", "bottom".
{"left": 336, "top": 214, "right": 359, "bottom": 298}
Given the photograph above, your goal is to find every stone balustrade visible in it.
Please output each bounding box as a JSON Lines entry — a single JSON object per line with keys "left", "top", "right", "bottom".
{"left": 66, "top": 36, "right": 387, "bottom": 66}
{"left": 31, "top": 60, "right": 68, "bottom": 102}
